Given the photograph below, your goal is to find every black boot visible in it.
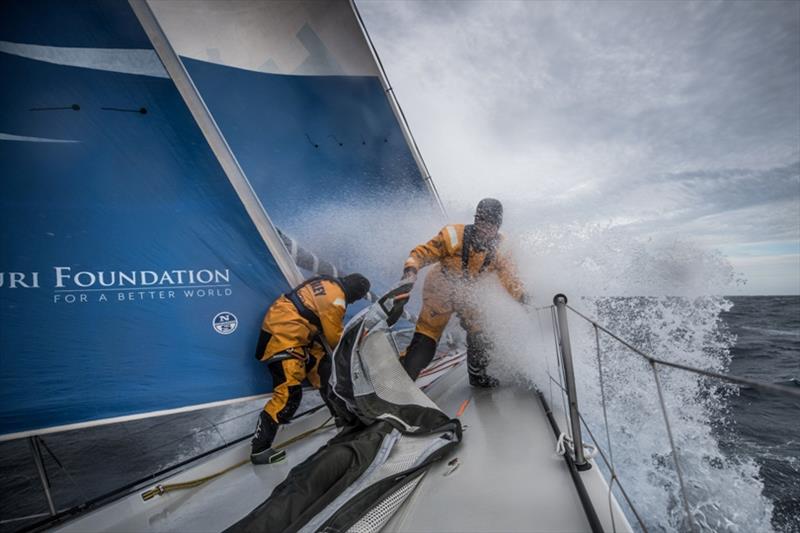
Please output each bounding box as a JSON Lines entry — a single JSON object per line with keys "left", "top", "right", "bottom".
{"left": 467, "top": 332, "right": 498, "bottom": 388}
{"left": 250, "top": 411, "right": 283, "bottom": 464}
{"left": 402, "top": 332, "right": 438, "bottom": 380}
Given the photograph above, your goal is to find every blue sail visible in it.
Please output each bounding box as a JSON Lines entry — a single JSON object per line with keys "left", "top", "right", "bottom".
{"left": 148, "top": 0, "right": 438, "bottom": 284}
{"left": 0, "top": 0, "right": 287, "bottom": 438}
{"left": 0, "top": 0, "right": 438, "bottom": 439}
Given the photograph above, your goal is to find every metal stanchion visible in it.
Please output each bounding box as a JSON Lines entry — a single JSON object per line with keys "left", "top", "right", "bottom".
{"left": 553, "top": 294, "right": 591, "bottom": 471}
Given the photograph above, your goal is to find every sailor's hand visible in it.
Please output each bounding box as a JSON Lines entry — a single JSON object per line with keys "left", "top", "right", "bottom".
{"left": 401, "top": 266, "right": 418, "bottom": 285}
{"left": 380, "top": 280, "right": 414, "bottom": 327}
{"left": 519, "top": 292, "right": 535, "bottom": 313}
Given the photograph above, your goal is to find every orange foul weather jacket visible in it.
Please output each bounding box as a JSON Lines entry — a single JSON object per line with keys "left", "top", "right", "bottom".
{"left": 257, "top": 277, "right": 347, "bottom": 374}
{"left": 404, "top": 224, "right": 524, "bottom": 341}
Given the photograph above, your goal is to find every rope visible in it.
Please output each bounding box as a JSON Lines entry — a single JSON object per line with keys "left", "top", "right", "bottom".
{"left": 417, "top": 352, "right": 466, "bottom": 378}
{"left": 141, "top": 417, "right": 335, "bottom": 501}
{"left": 555, "top": 432, "right": 597, "bottom": 460}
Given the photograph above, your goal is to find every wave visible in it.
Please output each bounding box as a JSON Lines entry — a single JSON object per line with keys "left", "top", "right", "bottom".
{"left": 741, "top": 326, "right": 800, "bottom": 338}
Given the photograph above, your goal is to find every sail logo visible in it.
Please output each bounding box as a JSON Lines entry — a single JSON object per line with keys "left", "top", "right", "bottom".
{"left": 0, "top": 272, "right": 40, "bottom": 288}
{"left": 1, "top": 267, "right": 235, "bottom": 304}
{"left": 212, "top": 312, "right": 238, "bottom": 335}
{"left": 52, "top": 267, "right": 230, "bottom": 289}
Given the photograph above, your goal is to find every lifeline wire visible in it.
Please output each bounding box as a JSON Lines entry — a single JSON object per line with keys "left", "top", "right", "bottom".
{"left": 651, "top": 363, "right": 697, "bottom": 533}
{"left": 593, "top": 324, "right": 617, "bottom": 533}
{"left": 578, "top": 412, "right": 648, "bottom": 533}
{"left": 560, "top": 301, "right": 800, "bottom": 532}
{"left": 566, "top": 304, "right": 800, "bottom": 399}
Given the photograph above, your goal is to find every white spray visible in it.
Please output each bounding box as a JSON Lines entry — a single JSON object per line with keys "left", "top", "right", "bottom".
{"left": 475, "top": 221, "right": 774, "bottom": 532}
{"left": 292, "top": 197, "right": 774, "bottom": 532}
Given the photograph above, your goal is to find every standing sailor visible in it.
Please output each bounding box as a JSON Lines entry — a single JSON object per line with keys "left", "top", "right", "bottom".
{"left": 400, "top": 198, "right": 529, "bottom": 387}
{"left": 251, "top": 273, "right": 370, "bottom": 464}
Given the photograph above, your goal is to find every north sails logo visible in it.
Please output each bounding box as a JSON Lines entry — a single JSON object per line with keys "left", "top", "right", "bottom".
{"left": 212, "top": 312, "right": 238, "bottom": 335}
{"left": 1, "top": 267, "right": 233, "bottom": 304}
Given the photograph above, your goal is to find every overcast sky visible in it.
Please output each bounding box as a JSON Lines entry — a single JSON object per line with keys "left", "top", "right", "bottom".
{"left": 359, "top": 0, "right": 800, "bottom": 295}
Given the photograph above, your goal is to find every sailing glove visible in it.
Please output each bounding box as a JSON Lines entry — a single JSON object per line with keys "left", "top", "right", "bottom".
{"left": 401, "top": 266, "right": 418, "bottom": 285}
{"left": 379, "top": 280, "right": 414, "bottom": 327}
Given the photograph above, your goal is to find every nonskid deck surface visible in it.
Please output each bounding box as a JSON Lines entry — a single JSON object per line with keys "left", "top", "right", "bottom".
{"left": 385, "top": 367, "right": 592, "bottom": 533}
{"left": 56, "top": 362, "right": 629, "bottom": 533}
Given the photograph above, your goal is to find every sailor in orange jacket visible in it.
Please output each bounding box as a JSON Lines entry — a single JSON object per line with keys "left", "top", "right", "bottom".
{"left": 250, "top": 273, "right": 370, "bottom": 464}
{"left": 400, "top": 198, "right": 528, "bottom": 387}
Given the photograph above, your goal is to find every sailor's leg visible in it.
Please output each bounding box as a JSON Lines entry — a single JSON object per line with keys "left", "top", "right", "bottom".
{"left": 253, "top": 329, "right": 272, "bottom": 361}
{"left": 402, "top": 266, "right": 452, "bottom": 380}
{"left": 252, "top": 356, "right": 305, "bottom": 463}
{"left": 305, "top": 348, "right": 337, "bottom": 418}
{"left": 402, "top": 332, "right": 439, "bottom": 380}
{"left": 466, "top": 330, "right": 498, "bottom": 388}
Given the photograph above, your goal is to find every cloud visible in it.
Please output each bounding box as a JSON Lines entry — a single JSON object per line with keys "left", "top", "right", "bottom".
{"left": 358, "top": 0, "right": 800, "bottom": 293}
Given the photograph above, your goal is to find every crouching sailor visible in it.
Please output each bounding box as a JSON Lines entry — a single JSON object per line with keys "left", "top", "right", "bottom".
{"left": 250, "top": 273, "right": 371, "bottom": 464}
{"left": 400, "top": 198, "right": 530, "bottom": 387}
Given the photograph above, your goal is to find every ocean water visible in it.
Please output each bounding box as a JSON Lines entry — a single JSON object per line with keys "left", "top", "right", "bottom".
{"left": 0, "top": 295, "right": 797, "bottom": 532}
{"left": 720, "top": 296, "right": 800, "bottom": 532}
{"left": 481, "top": 292, "right": 799, "bottom": 533}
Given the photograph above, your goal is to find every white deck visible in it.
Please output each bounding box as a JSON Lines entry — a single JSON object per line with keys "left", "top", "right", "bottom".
{"left": 56, "top": 362, "right": 631, "bottom": 533}
{"left": 388, "top": 365, "right": 630, "bottom": 532}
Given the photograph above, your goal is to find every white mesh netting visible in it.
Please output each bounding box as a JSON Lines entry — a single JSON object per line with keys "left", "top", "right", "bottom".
{"left": 358, "top": 329, "right": 439, "bottom": 410}
{"left": 346, "top": 475, "right": 424, "bottom": 533}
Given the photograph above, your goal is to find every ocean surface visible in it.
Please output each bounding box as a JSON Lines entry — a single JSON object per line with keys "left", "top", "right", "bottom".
{"left": 719, "top": 296, "right": 800, "bottom": 532}
{"left": 0, "top": 295, "right": 797, "bottom": 532}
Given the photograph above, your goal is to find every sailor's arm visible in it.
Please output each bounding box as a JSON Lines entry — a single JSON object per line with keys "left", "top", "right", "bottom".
{"left": 494, "top": 250, "right": 528, "bottom": 304}
{"left": 403, "top": 227, "right": 451, "bottom": 278}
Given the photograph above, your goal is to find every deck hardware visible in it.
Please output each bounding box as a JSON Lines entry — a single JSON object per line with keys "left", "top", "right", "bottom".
{"left": 443, "top": 457, "right": 460, "bottom": 476}
{"left": 553, "top": 294, "right": 591, "bottom": 471}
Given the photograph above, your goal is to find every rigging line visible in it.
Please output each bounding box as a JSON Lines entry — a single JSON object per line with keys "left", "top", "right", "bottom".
{"left": 207, "top": 419, "right": 229, "bottom": 448}
{"left": 548, "top": 374, "right": 568, "bottom": 393}
{"left": 578, "top": 413, "right": 649, "bottom": 533}
{"left": 0, "top": 511, "right": 68, "bottom": 525}
{"left": 593, "top": 324, "right": 616, "bottom": 533}
{"left": 651, "top": 357, "right": 800, "bottom": 398}
{"left": 650, "top": 362, "right": 697, "bottom": 533}
{"left": 566, "top": 304, "right": 800, "bottom": 399}
{"left": 593, "top": 325, "right": 616, "bottom": 476}
{"left": 417, "top": 352, "right": 466, "bottom": 378}
{"left": 140, "top": 417, "right": 336, "bottom": 501}
{"left": 39, "top": 436, "right": 91, "bottom": 505}
{"left": 23, "top": 405, "right": 318, "bottom": 533}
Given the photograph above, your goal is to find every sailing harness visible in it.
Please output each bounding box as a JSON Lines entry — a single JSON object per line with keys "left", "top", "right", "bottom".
{"left": 271, "top": 275, "right": 344, "bottom": 363}
{"left": 461, "top": 224, "right": 497, "bottom": 280}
